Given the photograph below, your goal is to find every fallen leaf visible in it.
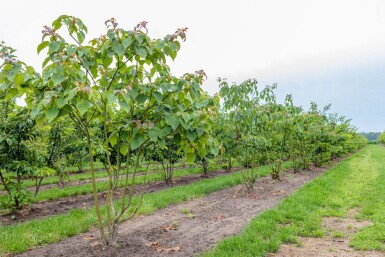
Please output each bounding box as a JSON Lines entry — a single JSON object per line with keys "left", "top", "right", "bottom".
{"left": 248, "top": 195, "right": 262, "bottom": 200}
{"left": 160, "top": 225, "right": 178, "bottom": 231}
{"left": 272, "top": 190, "right": 286, "bottom": 196}
{"left": 146, "top": 242, "right": 161, "bottom": 248}
{"left": 163, "top": 246, "right": 181, "bottom": 253}
{"left": 146, "top": 242, "right": 181, "bottom": 252}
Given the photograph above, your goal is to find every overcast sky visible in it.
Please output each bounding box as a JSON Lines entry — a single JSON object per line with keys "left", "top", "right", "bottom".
{"left": 1, "top": 0, "right": 385, "bottom": 131}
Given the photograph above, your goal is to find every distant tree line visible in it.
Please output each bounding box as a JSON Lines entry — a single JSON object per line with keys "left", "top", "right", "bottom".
{"left": 359, "top": 132, "right": 380, "bottom": 141}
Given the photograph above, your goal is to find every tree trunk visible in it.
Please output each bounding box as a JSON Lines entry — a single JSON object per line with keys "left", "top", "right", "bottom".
{"left": 228, "top": 157, "right": 232, "bottom": 170}
{"left": 34, "top": 176, "right": 44, "bottom": 198}
{"left": 15, "top": 171, "right": 22, "bottom": 209}
{"left": 86, "top": 132, "right": 107, "bottom": 245}
{"left": 202, "top": 158, "right": 208, "bottom": 176}
{"left": 108, "top": 223, "right": 119, "bottom": 246}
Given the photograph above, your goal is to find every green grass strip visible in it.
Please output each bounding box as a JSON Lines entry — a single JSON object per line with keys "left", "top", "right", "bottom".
{"left": 35, "top": 166, "right": 202, "bottom": 201}
{"left": 0, "top": 161, "right": 190, "bottom": 190}
{"left": 0, "top": 162, "right": 289, "bottom": 256}
{"left": 204, "top": 145, "right": 385, "bottom": 257}
{"left": 0, "top": 165, "right": 202, "bottom": 203}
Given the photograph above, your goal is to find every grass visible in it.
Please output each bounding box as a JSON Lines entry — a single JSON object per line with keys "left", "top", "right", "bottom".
{"left": 36, "top": 166, "right": 202, "bottom": 201}
{"left": 0, "top": 162, "right": 289, "bottom": 256}
{"left": 204, "top": 145, "right": 385, "bottom": 257}
{"left": 0, "top": 161, "right": 191, "bottom": 191}
{"left": 0, "top": 165, "right": 203, "bottom": 203}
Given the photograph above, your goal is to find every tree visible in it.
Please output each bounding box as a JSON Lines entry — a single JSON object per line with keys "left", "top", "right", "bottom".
{"left": 0, "top": 16, "right": 217, "bottom": 246}
{"left": 219, "top": 78, "right": 277, "bottom": 189}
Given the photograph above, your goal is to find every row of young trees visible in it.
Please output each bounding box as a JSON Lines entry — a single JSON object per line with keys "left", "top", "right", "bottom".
{"left": 378, "top": 132, "right": 385, "bottom": 144}
{"left": 0, "top": 16, "right": 367, "bottom": 246}
{"left": 218, "top": 78, "right": 367, "bottom": 188}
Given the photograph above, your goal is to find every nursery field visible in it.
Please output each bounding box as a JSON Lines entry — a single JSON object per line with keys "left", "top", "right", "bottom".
{"left": 0, "top": 14, "right": 375, "bottom": 257}
{"left": 0, "top": 145, "right": 384, "bottom": 256}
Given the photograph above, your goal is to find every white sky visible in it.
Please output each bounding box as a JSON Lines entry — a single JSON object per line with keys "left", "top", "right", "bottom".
{"left": 1, "top": 0, "right": 385, "bottom": 131}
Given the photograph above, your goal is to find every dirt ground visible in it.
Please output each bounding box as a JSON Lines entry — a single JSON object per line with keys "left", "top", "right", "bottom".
{"left": 16, "top": 167, "right": 328, "bottom": 257}
{"left": 1, "top": 168, "right": 239, "bottom": 225}
{"left": 272, "top": 209, "right": 384, "bottom": 257}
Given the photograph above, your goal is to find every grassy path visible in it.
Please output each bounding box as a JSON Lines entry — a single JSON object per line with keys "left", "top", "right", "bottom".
{"left": 0, "top": 165, "right": 205, "bottom": 202}
{"left": 205, "top": 145, "right": 385, "bottom": 257}
{"left": 0, "top": 161, "right": 190, "bottom": 191}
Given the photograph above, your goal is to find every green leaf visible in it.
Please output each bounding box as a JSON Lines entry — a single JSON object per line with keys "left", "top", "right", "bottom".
{"left": 46, "top": 107, "right": 59, "bottom": 121}
{"left": 136, "top": 47, "right": 147, "bottom": 58}
{"left": 122, "top": 38, "right": 133, "bottom": 49}
{"left": 76, "top": 99, "right": 90, "bottom": 115}
{"left": 55, "top": 98, "right": 65, "bottom": 108}
{"left": 165, "top": 116, "right": 179, "bottom": 130}
{"left": 49, "top": 41, "right": 60, "bottom": 53}
{"left": 174, "top": 133, "right": 181, "bottom": 144}
{"left": 156, "top": 40, "right": 166, "bottom": 49}
{"left": 52, "top": 74, "right": 64, "bottom": 85}
{"left": 131, "top": 133, "right": 145, "bottom": 150}
{"left": 42, "top": 57, "right": 50, "bottom": 68}
{"left": 154, "top": 91, "right": 162, "bottom": 103}
{"left": 210, "top": 147, "right": 219, "bottom": 156}
{"left": 136, "top": 94, "right": 148, "bottom": 104}
{"left": 164, "top": 45, "right": 171, "bottom": 56}
{"left": 27, "top": 66, "right": 35, "bottom": 74}
{"left": 77, "top": 31, "right": 85, "bottom": 44}
{"left": 120, "top": 131, "right": 129, "bottom": 140}
{"left": 109, "top": 135, "right": 118, "bottom": 147}
{"left": 52, "top": 20, "right": 63, "bottom": 31}
{"left": 169, "top": 42, "right": 178, "bottom": 52}
{"left": 107, "top": 92, "right": 117, "bottom": 104}
{"left": 66, "top": 45, "right": 76, "bottom": 56}
{"left": 89, "top": 66, "right": 98, "bottom": 78}
{"left": 107, "top": 30, "right": 116, "bottom": 40}
{"left": 37, "top": 41, "right": 50, "bottom": 54}
{"left": 5, "top": 88, "right": 18, "bottom": 101}
{"left": 102, "top": 56, "right": 113, "bottom": 67}
{"left": 120, "top": 144, "right": 129, "bottom": 156}
{"left": 186, "top": 152, "right": 195, "bottom": 164}
{"left": 118, "top": 100, "right": 130, "bottom": 112}
{"left": 170, "top": 50, "right": 177, "bottom": 61}
{"left": 113, "top": 43, "right": 125, "bottom": 56}
{"left": 14, "top": 74, "right": 24, "bottom": 86}
{"left": 129, "top": 88, "right": 139, "bottom": 99}
{"left": 3, "top": 63, "right": 12, "bottom": 71}
{"left": 148, "top": 130, "right": 158, "bottom": 142}
{"left": 186, "top": 130, "right": 197, "bottom": 142}
{"left": 134, "top": 33, "right": 144, "bottom": 44}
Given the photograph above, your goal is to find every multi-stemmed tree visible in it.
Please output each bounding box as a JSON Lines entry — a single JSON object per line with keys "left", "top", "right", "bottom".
{"left": 0, "top": 16, "right": 217, "bottom": 246}
{"left": 219, "top": 78, "right": 277, "bottom": 188}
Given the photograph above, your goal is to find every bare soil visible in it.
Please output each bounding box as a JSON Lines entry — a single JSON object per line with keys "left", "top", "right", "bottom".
{"left": 17, "top": 166, "right": 328, "bottom": 257}
{"left": 272, "top": 209, "right": 384, "bottom": 257}
{"left": 1, "top": 168, "right": 239, "bottom": 225}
